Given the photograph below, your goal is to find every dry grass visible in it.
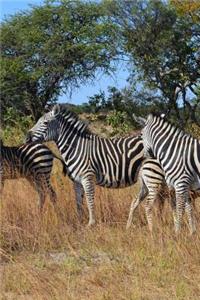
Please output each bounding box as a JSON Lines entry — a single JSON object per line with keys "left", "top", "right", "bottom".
{"left": 1, "top": 160, "right": 200, "bottom": 300}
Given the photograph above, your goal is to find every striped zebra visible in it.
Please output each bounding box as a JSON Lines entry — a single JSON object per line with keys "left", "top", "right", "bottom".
{"left": 0, "top": 139, "right": 66, "bottom": 210}
{"left": 126, "top": 157, "right": 199, "bottom": 232}
{"left": 26, "top": 104, "right": 144, "bottom": 226}
{"left": 139, "top": 113, "right": 200, "bottom": 234}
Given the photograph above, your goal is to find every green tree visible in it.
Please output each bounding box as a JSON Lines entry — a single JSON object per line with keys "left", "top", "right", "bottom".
{"left": 1, "top": 0, "right": 118, "bottom": 121}
{"left": 170, "top": 0, "right": 200, "bottom": 22}
{"left": 87, "top": 91, "right": 106, "bottom": 113}
{"left": 109, "top": 0, "right": 200, "bottom": 125}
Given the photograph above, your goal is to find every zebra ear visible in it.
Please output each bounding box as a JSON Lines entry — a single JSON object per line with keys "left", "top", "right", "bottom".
{"left": 52, "top": 104, "right": 61, "bottom": 116}
{"left": 44, "top": 103, "right": 53, "bottom": 112}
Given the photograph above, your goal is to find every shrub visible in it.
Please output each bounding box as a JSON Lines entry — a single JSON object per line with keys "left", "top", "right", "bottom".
{"left": 186, "top": 123, "right": 200, "bottom": 139}
{"left": 1, "top": 107, "right": 33, "bottom": 145}
{"left": 106, "top": 110, "right": 132, "bottom": 136}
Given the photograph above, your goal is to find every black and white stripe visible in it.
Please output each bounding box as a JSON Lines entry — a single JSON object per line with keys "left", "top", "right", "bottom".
{"left": 141, "top": 114, "right": 200, "bottom": 234}
{"left": 127, "top": 157, "right": 199, "bottom": 232}
{"left": 26, "top": 104, "right": 144, "bottom": 225}
{"left": 0, "top": 139, "right": 66, "bottom": 210}
{"left": 126, "top": 158, "right": 165, "bottom": 231}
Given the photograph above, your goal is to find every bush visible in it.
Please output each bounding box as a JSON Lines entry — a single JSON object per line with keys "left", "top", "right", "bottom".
{"left": 106, "top": 110, "right": 132, "bottom": 136}
{"left": 186, "top": 123, "right": 200, "bottom": 139}
{"left": 1, "top": 107, "right": 33, "bottom": 145}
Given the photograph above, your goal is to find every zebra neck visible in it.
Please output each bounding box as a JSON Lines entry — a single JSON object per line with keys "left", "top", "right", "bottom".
{"left": 56, "top": 119, "right": 90, "bottom": 157}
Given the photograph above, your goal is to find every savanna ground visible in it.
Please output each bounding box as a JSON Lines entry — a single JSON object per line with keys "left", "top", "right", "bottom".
{"left": 1, "top": 143, "right": 200, "bottom": 300}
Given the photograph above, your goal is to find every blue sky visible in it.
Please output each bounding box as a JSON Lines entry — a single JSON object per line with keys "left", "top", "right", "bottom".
{"left": 1, "top": 0, "right": 129, "bottom": 105}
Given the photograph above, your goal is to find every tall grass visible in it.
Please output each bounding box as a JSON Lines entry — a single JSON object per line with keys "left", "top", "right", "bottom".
{"left": 1, "top": 156, "right": 200, "bottom": 299}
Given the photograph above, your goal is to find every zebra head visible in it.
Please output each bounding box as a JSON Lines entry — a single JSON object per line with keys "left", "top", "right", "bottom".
{"left": 26, "top": 104, "right": 61, "bottom": 143}
{"left": 142, "top": 113, "right": 165, "bottom": 158}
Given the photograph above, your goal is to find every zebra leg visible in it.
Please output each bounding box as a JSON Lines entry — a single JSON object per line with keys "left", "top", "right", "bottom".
{"left": 37, "top": 188, "right": 45, "bottom": 212}
{"left": 43, "top": 176, "right": 57, "bottom": 206}
{"left": 174, "top": 191, "right": 186, "bottom": 234}
{"left": 33, "top": 179, "right": 46, "bottom": 212}
{"left": 126, "top": 179, "right": 148, "bottom": 229}
{"left": 169, "top": 188, "right": 177, "bottom": 225}
{"left": 156, "top": 184, "right": 166, "bottom": 222}
{"left": 185, "top": 197, "right": 196, "bottom": 235}
{"left": 144, "top": 186, "right": 160, "bottom": 233}
{"left": 40, "top": 174, "right": 57, "bottom": 207}
{"left": 81, "top": 175, "right": 95, "bottom": 226}
{"left": 0, "top": 177, "right": 4, "bottom": 197}
{"left": 74, "top": 181, "right": 84, "bottom": 221}
{"left": 48, "top": 184, "right": 57, "bottom": 206}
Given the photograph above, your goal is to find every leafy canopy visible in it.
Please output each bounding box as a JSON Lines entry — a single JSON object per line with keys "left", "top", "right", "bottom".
{"left": 108, "top": 0, "right": 200, "bottom": 125}
{"left": 1, "top": 0, "right": 119, "bottom": 120}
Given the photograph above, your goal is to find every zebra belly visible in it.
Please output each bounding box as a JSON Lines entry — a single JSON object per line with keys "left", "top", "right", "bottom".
{"left": 96, "top": 174, "right": 133, "bottom": 188}
{"left": 68, "top": 170, "right": 134, "bottom": 188}
{"left": 65, "top": 166, "right": 87, "bottom": 184}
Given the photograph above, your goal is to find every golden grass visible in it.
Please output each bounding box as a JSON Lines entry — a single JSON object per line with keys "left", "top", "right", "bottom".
{"left": 1, "top": 160, "right": 200, "bottom": 300}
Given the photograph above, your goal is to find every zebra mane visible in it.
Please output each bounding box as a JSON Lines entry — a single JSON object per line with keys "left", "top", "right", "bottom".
{"left": 149, "top": 113, "right": 196, "bottom": 140}
{"left": 58, "top": 106, "right": 91, "bottom": 135}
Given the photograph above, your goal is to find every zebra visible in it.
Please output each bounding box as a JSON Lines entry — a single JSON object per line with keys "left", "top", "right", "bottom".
{"left": 136, "top": 113, "right": 200, "bottom": 234}
{"left": 26, "top": 104, "right": 144, "bottom": 226}
{"left": 0, "top": 139, "right": 66, "bottom": 210}
{"left": 126, "top": 157, "right": 200, "bottom": 232}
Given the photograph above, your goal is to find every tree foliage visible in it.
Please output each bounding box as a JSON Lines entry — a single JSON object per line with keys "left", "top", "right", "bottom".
{"left": 1, "top": 0, "right": 118, "bottom": 121}
{"left": 170, "top": 0, "right": 200, "bottom": 22}
{"left": 108, "top": 0, "right": 200, "bottom": 125}
{"left": 1, "top": 0, "right": 200, "bottom": 127}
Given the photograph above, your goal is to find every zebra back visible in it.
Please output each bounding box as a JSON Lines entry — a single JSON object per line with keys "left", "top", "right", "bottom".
{"left": 1, "top": 142, "right": 55, "bottom": 181}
